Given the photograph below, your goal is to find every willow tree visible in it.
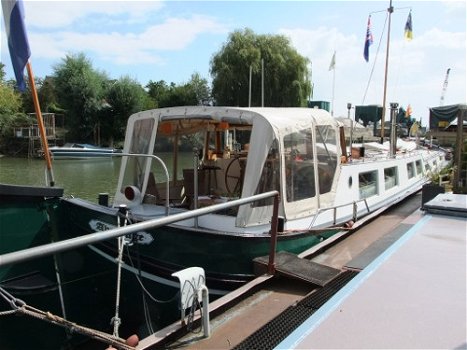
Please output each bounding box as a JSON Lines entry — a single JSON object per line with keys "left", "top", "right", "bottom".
{"left": 210, "top": 28, "right": 312, "bottom": 107}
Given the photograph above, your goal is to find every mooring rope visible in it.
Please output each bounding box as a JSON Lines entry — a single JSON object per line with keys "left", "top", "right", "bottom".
{"left": 112, "top": 206, "right": 129, "bottom": 338}
{"left": 0, "top": 286, "right": 134, "bottom": 350}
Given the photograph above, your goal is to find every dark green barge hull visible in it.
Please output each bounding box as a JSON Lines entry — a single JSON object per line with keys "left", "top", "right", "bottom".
{"left": 60, "top": 197, "right": 338, "bottom": 294}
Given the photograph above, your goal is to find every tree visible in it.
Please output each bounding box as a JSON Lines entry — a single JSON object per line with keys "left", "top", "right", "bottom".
{"left": 0, "top": 63, "right": 5, "bottom": 82}
{"left": 20, "top": 76, "right": 62, "bottom": 114}
{"left": 0, "top": 63, "right": 29, "bottom": 148}
{"left": 102, "top": 76, "right": 146, "bottom": 145}
{"left": 188, "top": 72, "right": 211, "bottom": 104}
{"left": 0, "top": 64, "right": 22, "bottom": 115}
{"left": 146, "top": 80, "right": 170, "bottom": 108}
{"left": 53, "top": 53, "right": 108, "bottom": 141}
{"left": 146, "top": 76, "right": 208, "bottom": 108}
{"left": 210, "top": 28, "right": 312, "bottom": 107}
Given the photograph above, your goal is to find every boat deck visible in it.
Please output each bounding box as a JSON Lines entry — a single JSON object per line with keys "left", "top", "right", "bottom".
{"left": 138, "top": 192, "right": 467, "bottom": 349}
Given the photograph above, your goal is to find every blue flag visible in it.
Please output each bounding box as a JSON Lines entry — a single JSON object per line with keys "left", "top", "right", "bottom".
{"left": 1, "top": 0, "right": 31, "bottom": 91}
{"left": 363, "top": 15, "right": 373, "bottom": 62}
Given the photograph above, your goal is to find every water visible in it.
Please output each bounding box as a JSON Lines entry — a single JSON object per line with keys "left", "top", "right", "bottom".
{"left": 0, "top": 153, "right": 194, "bottom": 203}
{"left": 0, "top": 156, "right": 121, "bottom": 202}
{"left": 1, "top": 154, "right": 191, "bottom": 348}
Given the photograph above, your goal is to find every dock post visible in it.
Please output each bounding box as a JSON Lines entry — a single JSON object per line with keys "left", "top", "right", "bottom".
{"left": 201, "top": 285, "right": 210, "bottom": 338}
{"left": 268, "top": 194, "right": 280, "bottom": 275}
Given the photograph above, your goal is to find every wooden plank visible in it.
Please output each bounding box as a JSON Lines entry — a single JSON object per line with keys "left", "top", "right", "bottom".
{"left": 254, "top": 251, "right": 341, "bottom": 287}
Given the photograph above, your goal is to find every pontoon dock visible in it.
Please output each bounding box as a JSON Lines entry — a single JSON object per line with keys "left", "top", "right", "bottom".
{"left": 276, "top": 193, "right": 466, "bottom": 350}
{"left": 140, "top": 192, "right": 466, "bottom": 350}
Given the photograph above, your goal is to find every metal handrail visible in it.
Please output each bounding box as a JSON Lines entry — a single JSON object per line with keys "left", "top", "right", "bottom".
{"left": 0, "top": 191, "right": 279, "bottom": 268}
{"left": 309, "top": 198, "right": 370, "bottom": 228}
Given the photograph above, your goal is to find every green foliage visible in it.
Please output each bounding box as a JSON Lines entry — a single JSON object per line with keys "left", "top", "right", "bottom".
{"left": 429, "top": 164, "right": 454, "bottom": 185}
{"left": 0, "top": 64, "right": 29, "bottom": 147}
{"left": 188, "top": 72, "right": 211, "bottom": 103}
{"left": 0, "top": 63, "right": 5, "bottom": 82}
{"left": 52, "top": 53, "right": 108, "bottom": 141}
{"left": 101, "top": 76, "right": 146, "bottom": 144}
{"left": 20, "top": 76, "right": 62, "bottom": 114}
{"left": 0, "top": 84, "right": 22, "bottom": 115}
{"left": 210, "top": 28, "right": 312, "bottom": 107}
{"left": 146, "top": 73, "right": 210, "bottom": 108}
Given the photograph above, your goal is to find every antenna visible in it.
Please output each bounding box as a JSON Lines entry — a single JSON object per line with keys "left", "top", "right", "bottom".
{"left": 440, "top": 68, "right": 451, "bottom": 106}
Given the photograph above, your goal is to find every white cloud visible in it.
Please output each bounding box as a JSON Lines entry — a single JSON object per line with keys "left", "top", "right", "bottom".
{"left": 142, "top": 15, "right": 227, "bottom": 50}
{"left": 278, "top": 22, "right": 465, "bottom": 123}
{"left": 441, "top": 0, "right": 467, "bottom": 15}
{"left": 416, "top": 28, "right": 466, "bottom": 49}
{"left": 24, "top": 1, "right": 165, "bottom": 28}
{"left": 28, "top": 14, "right": 227, "bottom": 67}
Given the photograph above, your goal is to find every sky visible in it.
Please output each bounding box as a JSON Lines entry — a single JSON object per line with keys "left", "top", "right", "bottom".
{"left": 1, "top": 0, "right": 466, "bottom": 127}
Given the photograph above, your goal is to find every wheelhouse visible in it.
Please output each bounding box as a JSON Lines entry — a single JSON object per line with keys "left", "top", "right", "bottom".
{"left": 113, "top": 107, "right": 342, "bottom": 228}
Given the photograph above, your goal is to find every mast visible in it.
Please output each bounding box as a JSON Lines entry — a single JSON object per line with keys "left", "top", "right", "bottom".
{"left": 261, "top": 58, "right": 264, "bottom": 107}
{"left": 331, "top": 62, "right": 335, "bottom": 116}
{"left": 26, "top": 63, "right": 55, "bottom": 186}
{"left": 248, "top": 65, "right": 252, "bottom": 107}
{"left": 380, "top": 0, "right": 394, "bottom": 143}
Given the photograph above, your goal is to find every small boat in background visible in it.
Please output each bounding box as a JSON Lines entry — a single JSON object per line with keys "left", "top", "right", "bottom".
{"left": 48, "top": 143, "right": 120, "bottom": 159}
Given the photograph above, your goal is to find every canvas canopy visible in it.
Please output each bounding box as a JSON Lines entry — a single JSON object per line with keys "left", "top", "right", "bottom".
{"left": 429, "top": 104, "right": 467, "bottom": 130}
{"left": 115, "top": 106, "right": 343, "bottom": 228}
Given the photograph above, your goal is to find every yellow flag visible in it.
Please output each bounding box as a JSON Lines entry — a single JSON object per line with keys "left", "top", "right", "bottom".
{"left": 404, "top": 12, "right": 413, "bottom": 41}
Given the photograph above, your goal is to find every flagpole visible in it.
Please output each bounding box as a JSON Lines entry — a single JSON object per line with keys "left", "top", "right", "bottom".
{"left": 381, "top": 0, "right": 394, "bottom": 143}
{"left": 26, "top": 62, "right": 55, "bottom": 187}
{"left": 329, "top": 51, "right": 336, "bottom": 116}
{"left": 331, "top": 67, "right": 335, "bottom": 116}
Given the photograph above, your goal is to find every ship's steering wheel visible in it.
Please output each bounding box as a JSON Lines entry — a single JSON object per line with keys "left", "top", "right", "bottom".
{"left": 224, "top": 157, "right": 244, "bottom": 196}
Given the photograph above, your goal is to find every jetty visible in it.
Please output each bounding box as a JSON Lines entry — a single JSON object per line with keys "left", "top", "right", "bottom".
{"left": 137, "top": 192, "right": 466, "bottom": 350}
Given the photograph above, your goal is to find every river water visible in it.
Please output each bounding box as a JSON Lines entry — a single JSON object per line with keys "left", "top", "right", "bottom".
{"left": 0, "top": 153, "right": 194, "bottom": 203}
{"left": 1, "top": 154, "right": 191, "bottom": 349}
{"left": 0, "top": 156, "right": 121, "bottom": 202}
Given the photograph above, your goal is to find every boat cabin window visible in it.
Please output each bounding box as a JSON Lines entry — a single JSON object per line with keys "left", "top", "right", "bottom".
{"left": 145, "top": 119, "right": 252, "bottom": 207}
{"left": 415, "top": 160, "right": 423, "bottom": 175}
{"left": 315, "top": 125, "right": 337, "bottom": 194}
{"left": 407, "top": 162, "right": 415, "bottom": 179}
{"left": 384, "top": 166, "right": 398, "bottom": 190}
{"left": 120, "top": 118, "right": 156, "bottom": 192}
{"left": 252, "top": 139, "right": 281, "bottom": 207}
{"left": 359, "top": 170, "right": 378, "bottom": 198}
{"left": 284, "top": 129, "right": 316, "bottom": 202}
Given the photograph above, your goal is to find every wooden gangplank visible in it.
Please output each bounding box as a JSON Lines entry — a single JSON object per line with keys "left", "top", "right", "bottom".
{"left": 254, "top": 251, "right": 341, "bottom": 287}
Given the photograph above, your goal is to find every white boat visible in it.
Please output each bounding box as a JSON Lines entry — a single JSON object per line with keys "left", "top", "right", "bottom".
{"left": 48, "top": 143, "right": 120, "bottom": 159}
{"left": 60, "top": 106, "right": 448, "bottom": 294}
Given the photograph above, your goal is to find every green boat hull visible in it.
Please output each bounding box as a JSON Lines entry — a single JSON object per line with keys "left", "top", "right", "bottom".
{"left": 60, "top": 198, "right": 338, "bottom": 293}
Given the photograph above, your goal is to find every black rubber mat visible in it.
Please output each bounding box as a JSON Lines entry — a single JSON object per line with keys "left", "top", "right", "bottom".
{"left": 344, "top": 223, "right": 413, "bottom": 271}
{"left": 233, "top": 270, "right": 359, "bottom": 350}
{"left": 253, "top": 251, "right": 341, "bottom": 286}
